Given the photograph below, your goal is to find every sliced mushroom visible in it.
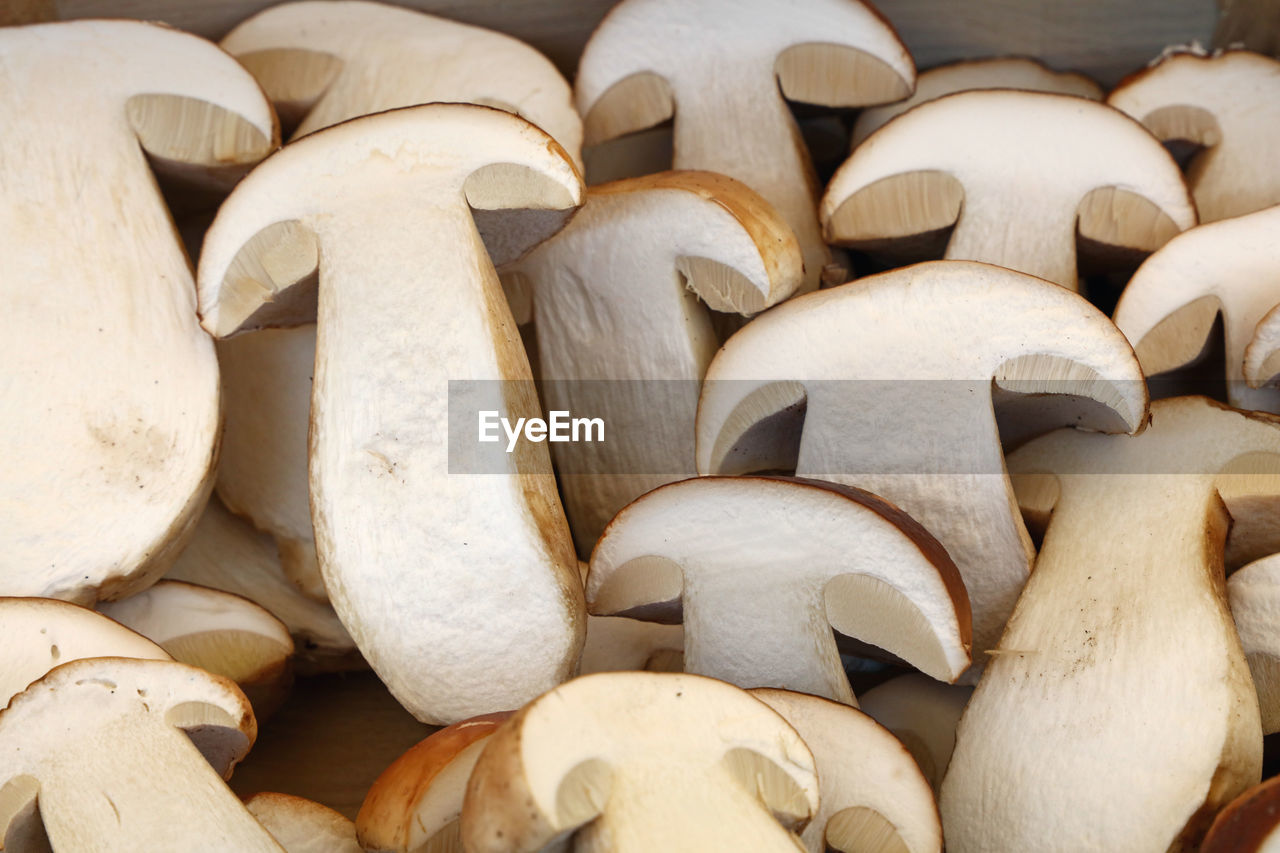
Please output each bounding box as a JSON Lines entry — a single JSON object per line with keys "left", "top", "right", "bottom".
{"left": 245, "top": 793, "right": 361, "bottom": 853}
{"left": 1114, "top": 204, "right": 1280, "bottom": 413}
{"left": 697, "top": 260, "right": 1148, "bottom": 673}
{"left": 576, "top": 0, "right": 914, "bottom": 291}
{"left": 851, "top": 57, "right": 1102, "bottom": 146}
{"left": 1201, "top": 774, "right": 1280, "bottom": 853}
{"left": 0, "top": 657, "right": 282, "bottom": 851}
{"left": 0, "top": 597, "right": 169, "bottom": 708}
{"left": 580, "top": 616, "right": 685, "bottom": 675}
{"left": 0, "top": 20, "right": 275, "bottom": 604}
{"left": 460, "top": 671, "right": 820, "bottom": 851}
{"left": 823, "top": 90, "right": 1195, "bottom": 289}
{"left": 1228, "top": 554, "right": 1280, "bottom": 734}
{"left": 501, "top": 171, "right": 802, "bottom": 550}
{"left": 197, "top": 104, "right": 585, "bottom": 725}
{"left": 752, "top": 688, "right": 941, "bottom": 853}
{"left": 589, "top": 476, "right": 971, "bottom": 704}
{"left": 165, "top": 496, "right": 360, "bottom": 673}
{"left": 944, "top": 396, "right": 1276, "bottom": 852}
{"left": 1108, "top": 49, "right": 1280, "bottom": 222}
{"left": 98, "top": 580, "right": 295, "bottom": 718}
{"left": 856, "top": 673, "right": 972, "bottom": 794}
{"left": 357, "top": 712, "right": 513, "bottom": 853}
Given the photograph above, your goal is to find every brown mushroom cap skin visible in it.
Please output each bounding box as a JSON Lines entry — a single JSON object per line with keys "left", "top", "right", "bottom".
{"left": 1201, "top": 774, "right": 1280, "bottom": 853}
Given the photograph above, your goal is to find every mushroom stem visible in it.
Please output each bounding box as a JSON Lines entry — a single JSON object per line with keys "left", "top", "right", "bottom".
{"left": 944, "top": 195, "right": 1078, "bottom": 289}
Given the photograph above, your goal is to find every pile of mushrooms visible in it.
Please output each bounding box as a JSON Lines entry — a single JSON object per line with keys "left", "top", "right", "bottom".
{"left": 7, "top": 0, "right": 1280, "bottom": 849}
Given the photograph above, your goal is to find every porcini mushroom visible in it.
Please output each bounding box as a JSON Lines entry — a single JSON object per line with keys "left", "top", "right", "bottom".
{"left": 1201, "top": 774, "right": 1280, "bottom": 853}
{"left": 0, "top": 20, "right": 276, "bottom": 604}
{"left": 696, "top": 260, "right": 1148, "bottom": 671}
{"left": 500, "top": 170, "right": 802, "bottom": 550}
{"left": 0, "top": 657, "right": 282, "bottom": 851}
{"left": 851, "top": 57, "right": 1103, "bottom": 146}
{"left": 0, "top": 597, "right": 169, "bottom": 708}
{"left": 197, "top": 103, "right": 585, "bottom": 725}
{"left": 460, "top": 671, "right": 820, "bottom": 851}
{"left": 1113, "top": 204, "right": 1280, "bottom": 414}
{"left": 588, "top": 476, "right": 971, "bottom": 704}
{"left": 244, "top": 793, "right": 361, "bottom": 853}
{"left": 822, "top": 90, "right": 1195, "bottom": 289}
{"left": 752, "top": 688, "right": 942, "bottom": 853}
{"left": 357, "top": 712, "right": 513, "bottom": 853}
{"left": 1228, "top": 554, "right": 1280, "bottom": 734}
{"left": 943, "top": 396, "right": 1276, "bottom": 852}
{"left": 98, "top": 580, "right": 295, "bottom": 717}
{"left": 856, "top": 673, "right": 972, "bottom": 793}
{"left": 576, "top": 0, "right": 915, "bottom": 291}
{"left": 1108, "top": 49, "right": 1280, "bottom": 222}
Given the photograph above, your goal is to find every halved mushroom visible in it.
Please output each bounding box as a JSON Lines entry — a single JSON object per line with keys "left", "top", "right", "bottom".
{"left": 98, "top": 580, "right": 295, "bottom": 718}
{"left": 0, "top": 20, "right": 276, "bottom": 604}
{"left": 0, "top": 657, "right": 281, "bottom": 851}
{"left": 696, "top": 260, "right": 1148, "bottom": 672}
{"left": 856, "top": 673, "right": 972, "bottom": 794}
{"left": 589, "top": 476, "right": 971, "bottom": 705}
{"left": 851, "top": 57, "right": 1103, "bottom": 146}
{"left": 197, "top": 104, "right": 585, "bottom": 725}
{"left": 823, "top": 90, "right": 1195, "bottom": 289}
{"left": 164, "top": 496, "right": 360, "bottom": 673}
{"left": 752, "top": 688, "right": 941, "bottom": 853}
{"left": 0, "top": 597, "right": 170, "bottom": 708}
{"left": 576, "top": 0, "right": 914, "bottom": 291}
{"left": 580, "top": 616, "right": 685, "bottom": 675}
{"left": 944, "top": 396, "right": 1276, "bottom": 852}
{"left": 1114, "top": 205, "right": 1280, "bottom": 414}
{"left": 1228, "top": 554, "right": 1280, "bottom": 734}
{"left": 1109, "top": 49, "right": 1280, "bottom": 222}
{"left": 460, "top": 671, "right": 820, "bottom": 851}
{"left": 1201, "top": 774, "right": 1280, "bottom": 853}
{"left": 501, "top": 171, "right": 802, "bottom": 551}
{"left": 357, "top": 712, "right": 513, "bottom": 853}
{"left": 245, "top": 793, "right": 361, "bottom": 853}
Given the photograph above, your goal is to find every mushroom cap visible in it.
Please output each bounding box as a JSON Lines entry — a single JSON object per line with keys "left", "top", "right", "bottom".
{"left": 0, "top": 597, "right": 170, "bottom": 709}
{"left": 357, "top": 712, "right": 513, "bottom": 853}
{"left": 1201, "top": 773, "right": 1280, "bottom": 853}
{"left": 1228, "top": 554, "right": 1280, "bottom": 734}
{"left": 245, "top": 793, "right": 361, "bottom": 853}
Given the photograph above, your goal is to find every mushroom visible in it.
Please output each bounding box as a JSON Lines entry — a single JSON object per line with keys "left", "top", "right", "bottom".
{"left": 98, "top": 580, "right": 295, "bottom": 718}
{"left": 822, "top": 90, "right": 1196, "bottom": 289}
{"left": 0, "top": 597, "right": 169, "bottom": 708}
{"left": 197, "top": 103, "right": 585, "bottom": 725}
{"left": 752, "top": 688, "right": 942, "bottom": 853}
{"left": 855, "top": 673, "right": 973, "bottom": 794}
{"left": 244, "top": 793, "right": 361, "bottom": 853}
{"left": 164, "top": 496, "right": 361, "bottom": 674}
{"left": 1245, "top": 302, "right": 1280, "bottom": 391}
{"left": 357, "top": 712, "right": 513, "bottom": 853}
{"left": 580, "top": 616, "right": 685, "bottom": 675}
{"left": 943, "top": 396, "right": 1276, "bottom": 852}
{"left": 0, "top": 20, "right": 276, "bottom": 604}
{"left": 0, "top": 657, "right": 282, "bottom": 851}
{"left": 696, "top": 260, "right": 1148, "bottom": 672}
{"left": 1228, "top": 554, "right": 1280, "bottom": 734}
{"left": 500, "top": 170, "right": 802, "bottom": 550}
{"left": 588, "top": 476, "right": 971, "bottom": 705}
{"left": 1113, "top": 204, "right": 1280, "bottom": 414}
{"left": 1201, "top": 774, "right": 1280, "bottom": 853}
{"left": 460, "top": 671, "right": 820, "bottom": 851}
{"left": 851, "top": 57, "right": 1103, "bottom": 146}
{"left": 576, "top": 0, "right": 915, "bottom": 291}
{"left": 214, "top": 1, "right": 585, "bottom": 603}
{"left": 1108, "top": 49, "right": 1280, "bottom": 222}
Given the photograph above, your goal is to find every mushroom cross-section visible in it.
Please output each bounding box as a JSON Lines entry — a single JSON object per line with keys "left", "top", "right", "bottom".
{"left": 0, "top": 657, "right": 282, "bottom": 852}
{"left": 696, "top": 260, "right": 1148, "bottom": 672}
{"left": 245, "top": 793, "right": 362, "bottom": 853}
{"left": 588, "top": 476, "right": 971, "bottom": 704}
{"left": 943, "top": 396, "right": 1278, "bottom": 852}
{"left": 1114, "top": 204, "right": 1280, "bottom": 414}
{"left": 501, "top": 170, "right": 802, "bottom": 551}
{"left": 197, "top": 103, "right": 586, "bottom": 726}
{"left": 576, "top": 0, "right": 915, "bottom": 291}
{"left": 851, "top": 57, "right": 1103, "bottom": 146}
{"left": 1228, "top": 553, "right": 1280, "bottom": 735}
{"left": 752, "top": 688, "right": 942, "bottom": 853}
{"left": 460, "top": 672, "right": 820, "bottom": 851}
{"left": 1108, "top": 50, "right": 1280, "bottom": 222}
{"left": 0, "top": 20, "right": 276, "bottom": 604}
{"left": 823, "top": 90, "right": 1196, "bottom": 289}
